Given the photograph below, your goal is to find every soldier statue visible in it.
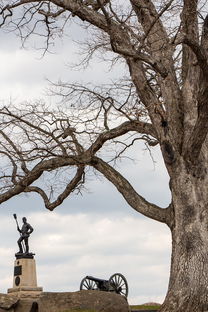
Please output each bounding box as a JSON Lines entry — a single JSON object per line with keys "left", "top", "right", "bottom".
{"left": 16, "top": 217, "right": 34, "bottom": 255}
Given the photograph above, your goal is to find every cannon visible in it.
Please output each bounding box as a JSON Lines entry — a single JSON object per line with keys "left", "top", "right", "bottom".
{"left": 80, "top": 273, "right": 128, "bottom": 297}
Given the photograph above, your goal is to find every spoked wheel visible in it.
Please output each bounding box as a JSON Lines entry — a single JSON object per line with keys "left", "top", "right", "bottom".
{"left": 109, "top": 273, "right": 128, "bottom": 297}
{"left": 80, "top": 276, "right": 97, "bottom": 291}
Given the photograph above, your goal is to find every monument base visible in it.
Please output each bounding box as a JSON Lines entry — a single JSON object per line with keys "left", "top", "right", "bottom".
{"left": 7, "top": 286, "right": 43, "bottom": 298}
{"left": 7, "top": 256, "right": 43, "bottom": 298}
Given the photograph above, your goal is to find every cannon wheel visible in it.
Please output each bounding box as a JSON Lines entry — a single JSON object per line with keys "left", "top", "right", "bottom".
{"left": 109, "top": 273, "right": 128, "bottom": 297}
{"left": 80, "top": 276, "right": 97, "bottom": 291}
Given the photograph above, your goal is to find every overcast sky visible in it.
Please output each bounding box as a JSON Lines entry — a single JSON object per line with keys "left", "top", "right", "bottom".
{"left": 0, "top": 18, "right": 172, "bottom": 305}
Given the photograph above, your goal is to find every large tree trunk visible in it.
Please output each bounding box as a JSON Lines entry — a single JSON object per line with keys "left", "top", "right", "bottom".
{"left": 160, "top": 158, "right": 208, "bottom": 312}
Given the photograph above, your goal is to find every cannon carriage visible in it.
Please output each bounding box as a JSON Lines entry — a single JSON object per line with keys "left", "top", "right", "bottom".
{"left": 80, "top": 273, "right": 128, "bottom": 297}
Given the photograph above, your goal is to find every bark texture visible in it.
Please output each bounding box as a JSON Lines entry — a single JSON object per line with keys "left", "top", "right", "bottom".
{"left": 160, "top": 158, "right": 208, "bottom": 312}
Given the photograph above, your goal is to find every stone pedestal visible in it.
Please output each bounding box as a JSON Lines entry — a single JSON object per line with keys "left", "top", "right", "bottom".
{"left": 8, "top": 257, "right": 43, "bottom": 298}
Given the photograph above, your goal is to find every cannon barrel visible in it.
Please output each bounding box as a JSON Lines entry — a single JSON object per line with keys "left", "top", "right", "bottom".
{"left": 86, "top": 275, "right": 108, "bottom": 283}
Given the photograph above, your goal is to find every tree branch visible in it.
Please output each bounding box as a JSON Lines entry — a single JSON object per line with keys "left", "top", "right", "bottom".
{"left": 182, "top": 12, "right": 208, "bottom": 163}
{"left": 0, "top": 155, "right": 88, "bottom": 204}
{"left": 179, "top": 0, "right": 200, "bottom": 151}
{"left": 182, "top": 37, "right": 208, "bottom": 161}
{"left": 129, "top": 0, "right": 183, "bottom": 149}
{"left": 1, "top": 0, "right": 170, "bottom": 77}
{"left": 129, "top": 0, "right": 170, "bottom": 67}
{"left": 0, "top": 129, "right": 28, "bottom": 173}
{"left": 0, "top": 103, "right": 158, "bottom": 207}
{"left": 90, "top": 156, "right": 172, "bottom": 226}
{"left": 24, "top": 165, "right": 85, "bottom": 210}
{"left": 87, "top": 120, "right": 157, "bottom": 156}
{"left": 182, "top": 37, "right": 208, "bottom": 80}
{"left": 184, "top": 108, "right": 208, "bottom": 165}
{"left": 181, "top": 0, "right": 199, "bottom": 83}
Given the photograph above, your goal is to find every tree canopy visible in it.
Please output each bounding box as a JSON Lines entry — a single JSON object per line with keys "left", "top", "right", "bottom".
{"left": 0, "top": 0, "right": 184, "bottom": 221}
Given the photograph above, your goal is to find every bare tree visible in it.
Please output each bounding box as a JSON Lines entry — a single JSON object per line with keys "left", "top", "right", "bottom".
{"left": 1, "top": 0, "right": 208, "bottom": 311}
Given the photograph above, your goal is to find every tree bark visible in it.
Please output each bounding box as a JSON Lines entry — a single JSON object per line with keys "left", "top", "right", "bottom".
{"left": 160, "top": 158, "right": 208, "bottom": 312}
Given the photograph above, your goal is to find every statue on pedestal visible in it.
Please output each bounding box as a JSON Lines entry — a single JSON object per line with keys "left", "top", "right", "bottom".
{"left": 13, "top": 214, "right": 34, "bottom": 258}
{"left": 7, "top": 215, "right": 42, "bottom": 295}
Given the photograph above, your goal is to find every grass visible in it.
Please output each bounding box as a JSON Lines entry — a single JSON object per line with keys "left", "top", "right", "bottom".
{"left": 130, "top": 304, "right": 160, "bottom": 310}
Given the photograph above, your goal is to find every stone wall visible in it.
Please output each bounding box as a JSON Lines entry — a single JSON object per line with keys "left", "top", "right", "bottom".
{"left": 0, "top": 291, "right": 130, "bottom": 312}
{"left": 39, "top": 291, "right": 129, "bottom": 312}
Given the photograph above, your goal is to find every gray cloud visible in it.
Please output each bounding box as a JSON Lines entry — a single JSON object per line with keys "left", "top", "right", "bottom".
{"left": 0, "top": 23, "right": 123, "bottom": 103}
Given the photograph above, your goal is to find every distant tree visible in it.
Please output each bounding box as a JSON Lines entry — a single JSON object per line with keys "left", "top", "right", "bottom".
{"left": 0, "top": 1, "right": 208, "bottom": 311}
